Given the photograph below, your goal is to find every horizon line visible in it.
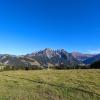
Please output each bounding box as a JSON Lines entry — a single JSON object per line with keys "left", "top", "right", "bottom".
{"left": 0, "top": 48, "right": 100, "bottom": 55}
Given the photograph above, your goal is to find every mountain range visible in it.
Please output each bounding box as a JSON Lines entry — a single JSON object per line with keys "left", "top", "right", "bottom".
{"left": 83, "top": 54, "right": 100, "bottom": 64}
{"left": 0, "top": 48, "right": 100, "bottom": 68}
{"left": 71, "top": 52, "right": 95, "bottom": 61}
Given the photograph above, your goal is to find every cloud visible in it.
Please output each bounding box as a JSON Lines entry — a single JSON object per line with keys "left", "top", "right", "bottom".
{"left": 87, "top": 49, "right": 100, "bottom": 54}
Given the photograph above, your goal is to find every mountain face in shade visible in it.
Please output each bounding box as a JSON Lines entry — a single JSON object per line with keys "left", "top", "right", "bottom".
{"left": 90, "top": 60, "right": 100, "bottom": 69}
{"left": 71, "top": 52, "right": 95, "bottom": 61}
{"left": 83, "top": 54, "right": 100, "bottom": 64}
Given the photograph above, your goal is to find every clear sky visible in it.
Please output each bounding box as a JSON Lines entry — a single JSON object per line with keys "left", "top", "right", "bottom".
{"left": 0, "top": 0, "right": 100, "bottom": 55}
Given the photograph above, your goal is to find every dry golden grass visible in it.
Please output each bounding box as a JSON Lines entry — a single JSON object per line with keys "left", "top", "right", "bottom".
{"left": 0, "top": 69, "right": 100, "bottom": 100}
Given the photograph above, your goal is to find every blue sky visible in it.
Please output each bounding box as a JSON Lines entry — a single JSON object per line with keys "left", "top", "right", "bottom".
{"left": 0, "top": 0, "right": 100, "bottom": 55}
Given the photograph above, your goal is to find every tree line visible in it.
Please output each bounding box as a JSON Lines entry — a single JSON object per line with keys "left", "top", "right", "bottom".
{"left": 0, "top": 61, "right": 100, "bottom": 71}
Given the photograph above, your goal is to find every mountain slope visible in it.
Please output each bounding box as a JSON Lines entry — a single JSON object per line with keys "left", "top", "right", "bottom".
{"left": 0, "top": 55, "right": 41, "bottom": 68}
{"left": 71, "top": 52, "right": 95, "bottom": 61}
{"left": 83, "top": 54, "right": 100, "bottom": 64}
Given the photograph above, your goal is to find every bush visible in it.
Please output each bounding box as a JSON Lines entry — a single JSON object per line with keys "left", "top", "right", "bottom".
{"left": 3, "top": 65, "right": 43, "bottom": 71}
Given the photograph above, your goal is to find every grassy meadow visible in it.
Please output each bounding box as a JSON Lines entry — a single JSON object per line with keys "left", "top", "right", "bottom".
{"left": 0, "top": 69, "right": 100, "bottom": 100}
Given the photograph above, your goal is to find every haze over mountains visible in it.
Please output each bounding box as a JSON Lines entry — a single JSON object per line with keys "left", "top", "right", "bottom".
{"left": 0, "top": 48, "right": 100, "bottom": 68}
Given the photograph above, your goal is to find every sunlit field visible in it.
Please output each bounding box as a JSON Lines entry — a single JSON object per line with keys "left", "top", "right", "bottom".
{"left": 0, "top": 69, "right": 100, "bottom": 100}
